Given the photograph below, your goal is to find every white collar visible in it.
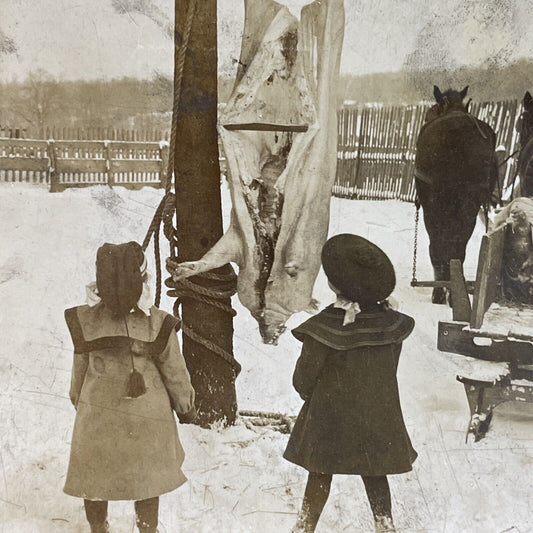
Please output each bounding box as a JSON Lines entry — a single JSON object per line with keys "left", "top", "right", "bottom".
{"left": 333, "top": 295, "right": 399, "bottom": 326}
{"left": 333, "top": 295, "right": 361, "bottom": 326}
{"left": 85, "top": 280, "right": 153, "bottom": 316}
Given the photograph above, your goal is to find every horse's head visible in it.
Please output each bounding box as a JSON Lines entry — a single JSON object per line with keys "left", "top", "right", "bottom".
{"left": 427, "top": 85, "right": 470, "bottom": 121}
{"left": 520, "top": 91, "right": 533, "bottom": 146}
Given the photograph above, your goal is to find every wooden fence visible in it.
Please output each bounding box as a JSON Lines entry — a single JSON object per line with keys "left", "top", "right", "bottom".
{"left": 334, "top": 99, "right": 522, "bottom": 202}
{"left": 38, "top": 126, "right": 170, "bottom": 142}
{"left": 0, "top": 125, "right": 170, "bottom": 142}
{"left": 0, "top": 138, "right": 169, "bottom": 191}
{"left": 1, "top": 100, "right": 524, "bottom": 199}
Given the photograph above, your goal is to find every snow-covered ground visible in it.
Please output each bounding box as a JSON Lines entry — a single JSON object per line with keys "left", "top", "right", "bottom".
{"left": 2, "top": 183, "right": 533, "bottom": 533}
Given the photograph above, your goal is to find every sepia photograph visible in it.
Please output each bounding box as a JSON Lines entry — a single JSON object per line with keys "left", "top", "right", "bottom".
{"left": 1, "top": 1, "right": 533, "bottom": 531}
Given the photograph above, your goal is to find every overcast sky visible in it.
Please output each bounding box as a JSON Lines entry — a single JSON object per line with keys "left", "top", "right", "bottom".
{"left": 1, "top": 0, "right": 533, "bottom": 82}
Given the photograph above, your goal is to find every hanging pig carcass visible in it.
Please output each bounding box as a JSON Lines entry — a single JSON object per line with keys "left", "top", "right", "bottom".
{"left": 167, "top": 0, "right": 345, "bottom": 344}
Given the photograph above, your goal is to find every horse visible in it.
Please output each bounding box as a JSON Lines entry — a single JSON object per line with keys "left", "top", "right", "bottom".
{"left": 518, "top": 91, "right": 533, "bottom": 197}
{"left": 415, "top": 85, "right": 497, "bottom": 304}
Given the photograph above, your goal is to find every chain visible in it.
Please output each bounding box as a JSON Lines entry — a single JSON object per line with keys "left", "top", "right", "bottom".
{"left": 412, "top": 203, "right": 420, "bottom": 284}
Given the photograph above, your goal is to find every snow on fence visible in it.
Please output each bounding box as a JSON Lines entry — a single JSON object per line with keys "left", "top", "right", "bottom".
{"left": 334, "top": 99, "right": 522, "bottom": 202}
{"left": 0, "top": 138, "right": 169, "bottom": 192}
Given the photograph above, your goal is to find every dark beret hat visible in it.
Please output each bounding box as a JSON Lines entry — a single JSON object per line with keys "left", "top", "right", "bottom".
{"left": 321, "top": 234, "right": 396, "bottom": 305}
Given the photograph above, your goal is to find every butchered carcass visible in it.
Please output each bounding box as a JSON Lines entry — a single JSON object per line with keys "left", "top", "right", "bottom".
{"left": 494, "top": 198, "right": 533, "bottom": 303}
{"left": 167, "top": 0, "right": 345, "bottom": 344}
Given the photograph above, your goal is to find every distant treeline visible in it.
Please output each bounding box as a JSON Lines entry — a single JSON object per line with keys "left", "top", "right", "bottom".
{"left": 339, "top": 58, "right": 533, "bottom": 104}
{"left": 1, "top": 59, "right": 531, "bottom": 138}
{"left": 0, "top": 70, "right": 174, "bottom": 138}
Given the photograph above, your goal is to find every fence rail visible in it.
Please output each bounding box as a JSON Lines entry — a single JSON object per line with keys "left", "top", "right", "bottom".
{"left": 0, "top": 138, "right": 169, "bottom": 191}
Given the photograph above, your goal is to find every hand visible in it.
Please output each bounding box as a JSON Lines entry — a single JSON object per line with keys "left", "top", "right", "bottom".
{"left": 177, "top": 406, "right": 197, "bottom": 424}
{"left": 166, "top": 258, "right": 206, "bottom": 281}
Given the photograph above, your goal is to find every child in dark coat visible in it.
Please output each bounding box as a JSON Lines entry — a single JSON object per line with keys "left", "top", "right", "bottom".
{"left": 284, "top": 234, "right": 417, "bottom": 533}
{"left": 64, "top": 242, "right": 196, "bottom": 533}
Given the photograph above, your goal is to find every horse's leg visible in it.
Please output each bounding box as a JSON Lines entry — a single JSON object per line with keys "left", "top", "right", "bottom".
{"left": 441, "top": 194, "right": 481, "bottom": 306}
{"left": 421, "top": 197, "right": 448, "bottom": 304}
{"left": 417, "top": 189, "right": 449, "bottom": 304}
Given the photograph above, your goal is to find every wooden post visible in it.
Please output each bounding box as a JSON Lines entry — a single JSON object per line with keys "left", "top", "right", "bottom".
{"left": 160, "top": 144, "right": 169, "bottom": 189}
{"left": 105, "top": 141, "right": 113, "bottom": 188}
{"left": 48, "top": 140, "right": 60, "bottom": 192}
{"left": 173, "top": 0, "right": 238, "bottom": 427}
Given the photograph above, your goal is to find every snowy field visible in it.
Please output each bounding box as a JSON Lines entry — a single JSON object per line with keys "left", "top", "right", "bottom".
{"left": 2, "top": 183, "right": 533, "bottom": 533}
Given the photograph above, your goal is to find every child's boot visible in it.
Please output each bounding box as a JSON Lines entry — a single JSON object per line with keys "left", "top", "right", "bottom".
{"left": 374, "top": 515, "right": 396, "bottom": 533}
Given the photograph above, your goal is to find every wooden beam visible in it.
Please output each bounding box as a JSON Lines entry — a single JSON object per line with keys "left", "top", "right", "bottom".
{"left": 450, "top": 259, "right": 471, "bottom": 322}
{"left": 173, "top": 0, "right": 238, "bottom": 427}
{"left": 222, "top": 122, "right": 309, "bottom": 132}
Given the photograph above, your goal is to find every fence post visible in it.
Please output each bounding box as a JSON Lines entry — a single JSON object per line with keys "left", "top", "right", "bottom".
{"left": 105, "top": 141, "right": 113, "bottom": 188}
{"left": 48, "top": 140, "right": 60, "bottom": 193}
{"left": 160, "top": 143, "right": 169, "bottom": 189}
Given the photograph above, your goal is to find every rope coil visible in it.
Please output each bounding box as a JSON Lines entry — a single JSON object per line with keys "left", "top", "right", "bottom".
{"left": 238, "top": 410, "right": 295, "bottom": 434}
{"left": 167, "top": 277, "right": 237, "bottom": 300}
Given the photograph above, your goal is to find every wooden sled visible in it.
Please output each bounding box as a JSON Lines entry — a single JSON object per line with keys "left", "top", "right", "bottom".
{"left": 438, "top": 223, "right": 533, "bottom": 441}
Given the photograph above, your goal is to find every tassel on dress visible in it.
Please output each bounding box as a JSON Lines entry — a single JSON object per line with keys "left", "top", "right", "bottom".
{"left": 125, "top": 367, "right": 147, "bottom": 398}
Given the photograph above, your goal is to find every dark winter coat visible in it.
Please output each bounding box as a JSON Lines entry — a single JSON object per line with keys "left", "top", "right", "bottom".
{"left": 63, "top": 304, "right": 196, "bottom": 501}
{"left": 283, "top": 305, "right": 417, "bottom": 476}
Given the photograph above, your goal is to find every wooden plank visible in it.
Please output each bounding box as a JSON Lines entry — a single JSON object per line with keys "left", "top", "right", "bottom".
{"left": 438, "top": 321, "right": 533, "bottom": 364}
{"left": 55, "top": 159, "right": 108, "bottom": 172}
{"left": 108, "top": 141, "right": 162, "bottom": 150}
{"left": 222, "top": 122, "right": 309, "bottom": 132}
{"left": 53, "top": 140, "right": 106, "bottom": 149}
{"left": 0, "top": 157, "right": 49, "bottom": 171}
{"left": 109, "top": 159, "right": 162, "bottom": 173}
{"left": 0, "top": 139, "right": 48, "bottom": 149}
{"left": 470, "top": 223, "right": 506, "bottom": 329}
{"left": 450, "top": 259, "right": 472, "bottom": 322}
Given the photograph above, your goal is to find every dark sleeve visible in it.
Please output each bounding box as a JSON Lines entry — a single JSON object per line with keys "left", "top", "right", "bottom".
{"left": 293, "top": 336, "right": 329, "bottom": 402}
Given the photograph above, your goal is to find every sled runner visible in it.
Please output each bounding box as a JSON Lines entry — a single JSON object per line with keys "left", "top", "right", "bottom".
{"left": 438, "top": 222, "right": 533, "bottom": 442}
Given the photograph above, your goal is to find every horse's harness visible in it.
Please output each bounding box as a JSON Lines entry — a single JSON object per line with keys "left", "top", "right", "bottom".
{"left": 519, "top": 110, "right": 533, "bottom": 146}
{"left": 506, "top": 110, "right": 533, "bottom": 199}
{"left": 426, "top": 106, "right": 489, "bottom": 140}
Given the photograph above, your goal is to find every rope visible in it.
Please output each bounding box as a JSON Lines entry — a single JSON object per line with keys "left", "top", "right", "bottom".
{"left": 170, "top": 277, "right": 236, "bottom": 299}
{"left": 165, "top": 0, "right": 197, "bottom": 193}
{"left": 141, "top": 193, "right": 176, "bottom": 307}
{"left": 142, "top": 0, "right": 197, "bottom": 243}
{"left": 167, "top": 289, "right": 237, "bottom": 316}
{"left": 238, "top": 410, "right": 296, "bottom": 434}
{"left": 140, "top": 0, "right": 240, "bottom": 375}
{"left": 141, "top": 0, "right": 197, "bottom": 300}
{"left": 182, "top": 324, "right": 241, "bottom": 375}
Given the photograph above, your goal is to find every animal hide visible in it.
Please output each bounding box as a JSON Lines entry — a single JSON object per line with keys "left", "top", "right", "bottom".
{"left": 494, "top": 198, "right": 533, "bottom": 303}
{"left": 169, "top": 0, "right": 344, "bottom": 344}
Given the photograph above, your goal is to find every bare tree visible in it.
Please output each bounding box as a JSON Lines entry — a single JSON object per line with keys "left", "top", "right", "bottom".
{"left": 11, "top": 69, "right": 63, "bottom": 135}
{"left": 111, "top": 0, "right": 173, "bottom": 38}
